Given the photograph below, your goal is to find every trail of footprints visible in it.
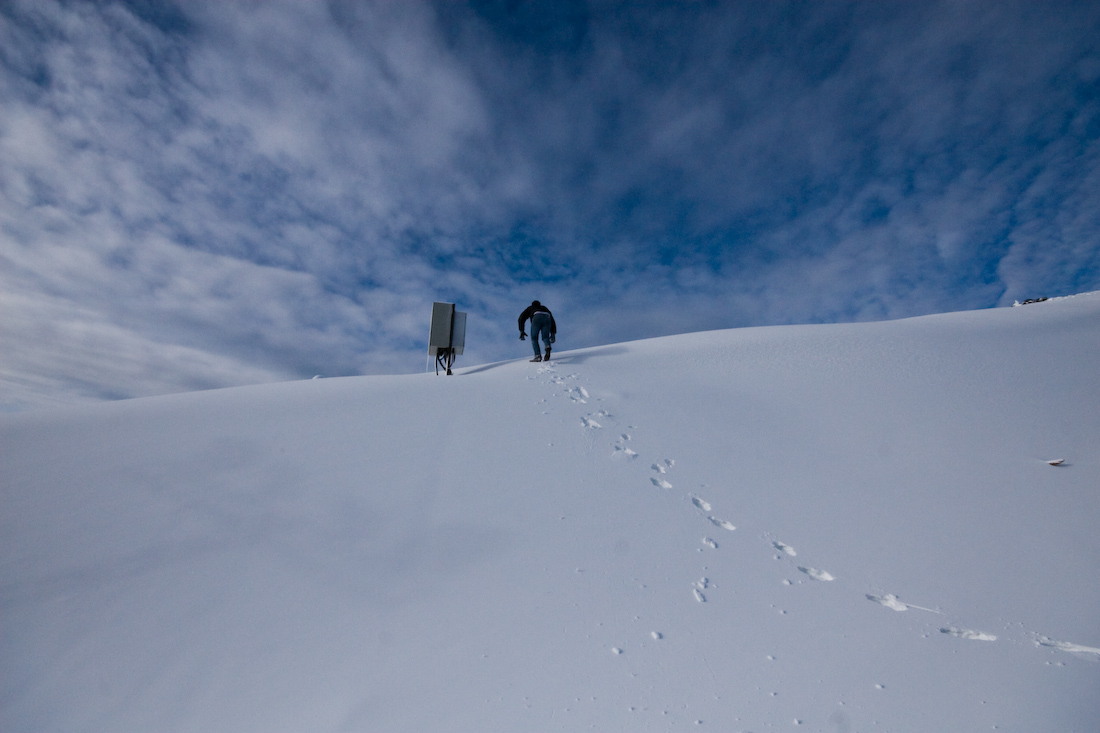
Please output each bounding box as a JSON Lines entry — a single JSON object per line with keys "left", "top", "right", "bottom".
{"left": 533, "top": 361, "right": 1099, "bottom": 663}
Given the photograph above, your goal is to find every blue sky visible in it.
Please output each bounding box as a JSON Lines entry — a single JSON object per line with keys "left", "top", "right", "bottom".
{"left": 2, "top": 0, "right": 1099, "bottom": 410}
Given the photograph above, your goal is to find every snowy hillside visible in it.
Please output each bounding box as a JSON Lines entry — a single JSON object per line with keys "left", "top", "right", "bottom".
{"left": 2, "top": 294, "right": 1099, "bottom": 732}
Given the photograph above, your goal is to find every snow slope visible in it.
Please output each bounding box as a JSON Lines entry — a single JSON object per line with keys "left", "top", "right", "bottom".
{"left": 2, "top": 293, "right": 1099, "bottom": 732}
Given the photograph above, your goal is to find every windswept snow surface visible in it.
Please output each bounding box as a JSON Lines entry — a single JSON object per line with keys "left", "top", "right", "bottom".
{"left": 3, "top": 293, "right": 1100, "bottom": 732}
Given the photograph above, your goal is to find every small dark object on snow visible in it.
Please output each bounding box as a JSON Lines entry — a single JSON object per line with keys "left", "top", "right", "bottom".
{"left": 1021, "top": 297, "right": 1048, "bottom": 305}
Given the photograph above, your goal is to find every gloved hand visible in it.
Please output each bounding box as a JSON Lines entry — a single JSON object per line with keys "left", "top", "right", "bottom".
{"left": 519, "top": 332, "right": 526, "bottom": 340}
{"left": 550, "top": 335, "right": 555, "bottom": 344}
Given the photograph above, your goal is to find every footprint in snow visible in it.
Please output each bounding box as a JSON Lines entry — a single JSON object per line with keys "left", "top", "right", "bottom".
{"left": 708, "top": 517, "right": 736, "bottom": 531}
{"left": 693, "top": 578, "right": 709, "bottom": 603}
{"left": 702, "top": 537, "right": 718, "bottom": 549}
{"left": 612, "top": 434, "right": 637, "bottom": 458}
{"left": 651, "top": 463, "right": 668, "bottom": 474}
{"left": 866, "top": 593, "right": 908, "bottom": 611}
{"left": 941, "top": 627, "right": 997, "bottom": 641}
{"left": 867, "top": 594, "right": 941, "bottom": 613}
{"left": 772, "top": 541, "right": 797, "bottom": 557}
{"left": 1034, "top": 635, "right": 1100, "bottom": 656}
{"left": 691, "top": 496, "right": 712, "bottom": 512}
{"left": 651, "top": 477, "right": 673, "bottom": 489}
{"left": 798, "top": 566, "right": 835, "bottom": 581}
{"left": 581, "top": 416, "right": 602, "bottom": 429}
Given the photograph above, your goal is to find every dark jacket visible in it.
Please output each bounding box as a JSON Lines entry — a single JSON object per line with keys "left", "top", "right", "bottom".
{"left": 518, "top": 303, "right": 556, "bottom": 336}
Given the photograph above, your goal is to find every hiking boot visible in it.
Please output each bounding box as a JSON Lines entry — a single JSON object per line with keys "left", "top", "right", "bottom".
{"left": 530, "top": 355, "right": 542, "bottom": 362}
{"left": 544, "top": 346, "right": 552, "bottom": 361}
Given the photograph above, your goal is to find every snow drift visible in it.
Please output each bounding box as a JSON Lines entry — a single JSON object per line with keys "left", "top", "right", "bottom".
{"left": 3, "top": 293, "right": 1099, "bottom": 732}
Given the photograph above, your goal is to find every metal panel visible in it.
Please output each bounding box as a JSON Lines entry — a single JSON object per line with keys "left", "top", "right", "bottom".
{"left": 428, "top": 302, "right": 454, "bottom": 354}
{"left": 451, "top": 311, "right": 466, "bottom": 355}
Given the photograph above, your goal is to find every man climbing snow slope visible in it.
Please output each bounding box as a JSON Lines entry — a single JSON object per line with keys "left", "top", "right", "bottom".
{"left": 518, "top": 300, "right": 556, "bottom": 362}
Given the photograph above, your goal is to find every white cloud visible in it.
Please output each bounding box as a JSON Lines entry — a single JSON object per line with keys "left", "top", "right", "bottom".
{"left": 0, "top": 289, "right": 288, "bottom": 411}
{"left": 1, "top": 0, "right": 1098, "bottom": 409}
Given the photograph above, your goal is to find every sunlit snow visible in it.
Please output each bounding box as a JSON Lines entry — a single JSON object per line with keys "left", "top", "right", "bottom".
{"left": 3, "top": 293, "right": 1099, "bottom": 732}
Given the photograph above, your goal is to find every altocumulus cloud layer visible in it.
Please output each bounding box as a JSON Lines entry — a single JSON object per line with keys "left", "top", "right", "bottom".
{"left": 2, "top": 0, "right": 1099, "bottom": 410}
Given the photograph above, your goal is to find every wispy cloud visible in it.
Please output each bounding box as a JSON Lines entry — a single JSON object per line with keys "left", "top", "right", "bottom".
{"left": 2, "top": 0, "right": 1098, "bottom": 410}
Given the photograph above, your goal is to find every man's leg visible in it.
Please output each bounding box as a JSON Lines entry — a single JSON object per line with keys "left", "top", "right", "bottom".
{"left": 531, "top": 314, "right": 550, "bottom": 357}
{"left": 537, "top": 317, "right": 552, "bottom": 361}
